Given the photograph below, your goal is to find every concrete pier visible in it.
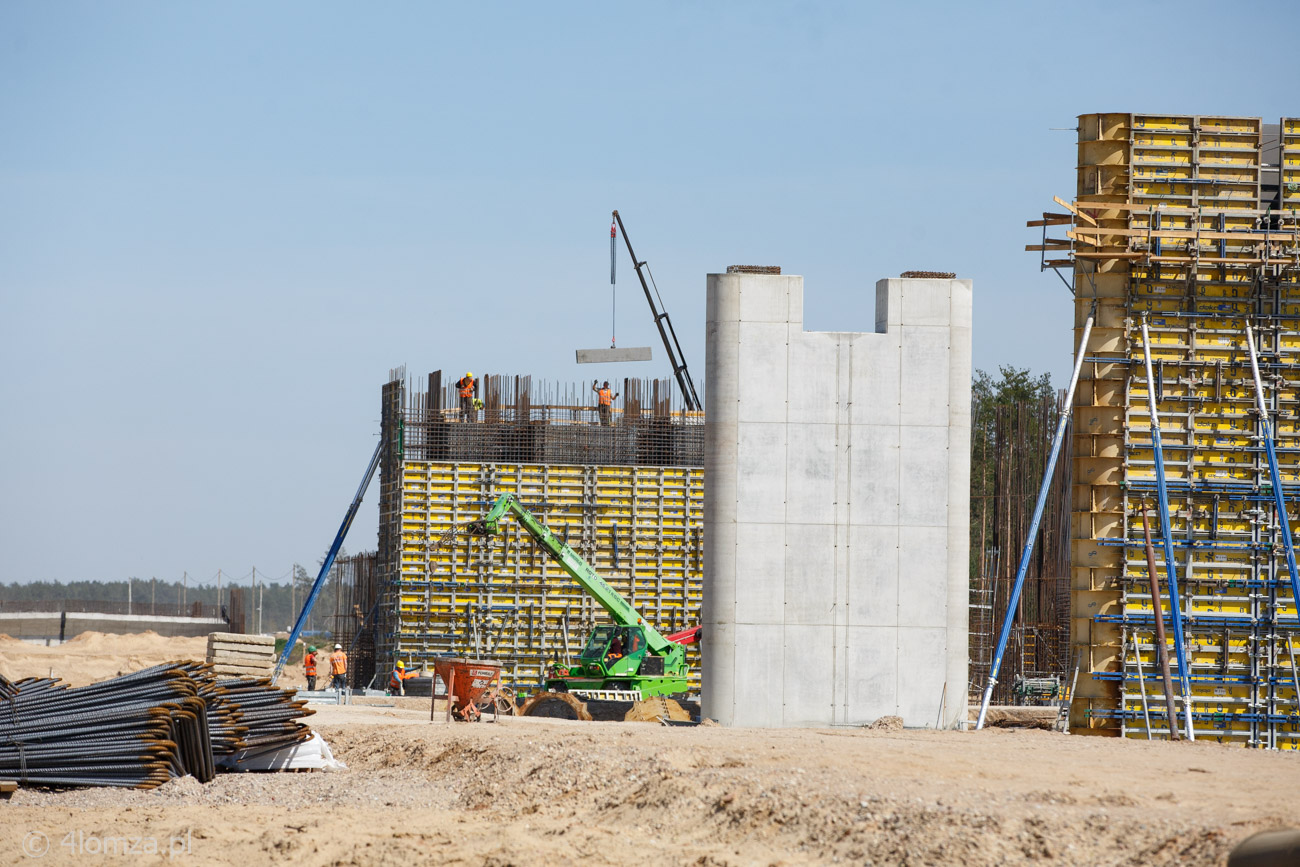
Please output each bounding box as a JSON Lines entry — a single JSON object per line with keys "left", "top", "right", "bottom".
{"left": 702, "top": 273, "right": 972, "bottom": 728}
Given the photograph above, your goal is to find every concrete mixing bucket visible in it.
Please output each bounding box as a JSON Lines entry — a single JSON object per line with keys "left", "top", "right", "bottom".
{"left": 432, "top": 657, "right": 501, "bottom": 720}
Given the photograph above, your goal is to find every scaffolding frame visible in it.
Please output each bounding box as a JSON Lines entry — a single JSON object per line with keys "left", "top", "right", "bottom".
{"left": 1044, "top": 113, "right": 1300, "bottom": 748}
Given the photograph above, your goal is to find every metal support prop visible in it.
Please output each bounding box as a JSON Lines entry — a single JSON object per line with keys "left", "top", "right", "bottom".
{"left": 272, "top": 439, "right": 384, "bottom": 683}
{"left": 1246, "top": 322, "right": 1300, "bottom": 633}
{"left": 976, "top": 310, "right": 1094, "bottom": 730}
{"left": 1141, "top": 502, "right": 1182, "bottom": 739}
{"left": 1140, "top": 316, "right": 1196, "bottom": 740}
{"left": 1130, "top": 633, "right": 1152, "bottom": 740}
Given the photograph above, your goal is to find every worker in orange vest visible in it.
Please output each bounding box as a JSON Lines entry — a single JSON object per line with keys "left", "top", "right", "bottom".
{"left": 328, "top": 643, "right": 348, "bottom": 689}
{"left": 592, "top": 379, "right": 619, "bottom": 427}
{"left": 456, "top": 371, "right": 476, "bottom": 421}
{"left": 388, "top": 660, "right": 419, "bottom": 695}
{"left": 303, "top": 645, "right": 318, "bottom": 691}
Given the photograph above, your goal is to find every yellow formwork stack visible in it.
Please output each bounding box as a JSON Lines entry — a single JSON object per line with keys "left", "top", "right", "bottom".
{"left": 1069, "top": 113, "right": 1300, "bottom": 748}
{"left": 1286, "top": 119, "right": 1300, "bottom": 210}
{"left": 385, "top": 460, "right": 703, "bottom": 689}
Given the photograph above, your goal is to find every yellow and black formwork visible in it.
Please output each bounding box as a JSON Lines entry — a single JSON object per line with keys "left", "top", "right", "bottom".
{"left": 374, "top": 374, "right": 704, "bottom": 692}
{"left": 1060, "top": 113, "right": 1300, "bottom": 747}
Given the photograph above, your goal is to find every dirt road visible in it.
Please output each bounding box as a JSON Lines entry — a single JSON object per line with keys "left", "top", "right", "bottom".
{"left": 4, "top": 698, "right": 1297, "bottom": 866}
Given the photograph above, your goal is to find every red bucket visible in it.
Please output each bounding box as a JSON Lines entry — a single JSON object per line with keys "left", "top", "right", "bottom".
{"left": 432, "top": 657, "right": 502, "bottom": 721}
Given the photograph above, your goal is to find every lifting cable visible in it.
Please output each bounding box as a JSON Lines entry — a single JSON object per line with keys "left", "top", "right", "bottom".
{"left": 610, "top": 217, "right": 618, "bottom": 348}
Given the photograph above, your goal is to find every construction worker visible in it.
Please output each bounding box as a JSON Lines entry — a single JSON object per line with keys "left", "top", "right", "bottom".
{"left": 303, "top": 645, "right": 318, "bottom": 691}
{"left": 328, "top": 643, "right": 348, "bottom": 690}
{"left": 388, "top": 660, "right": 419, "bottom": 695}
{"left": 592, "top": 379, "right": 619, "bottom": 427}
{"left": 456, "top": 371, "right": 476, "bottom": 421}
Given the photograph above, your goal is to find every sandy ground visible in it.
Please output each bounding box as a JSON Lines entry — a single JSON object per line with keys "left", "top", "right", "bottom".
{"left": 3, "top": 636, "right": 1299, "bottom": 865}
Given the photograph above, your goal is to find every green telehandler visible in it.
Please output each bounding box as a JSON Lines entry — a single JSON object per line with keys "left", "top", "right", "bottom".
{"left": 464, "top": 493, "right": 695, "bottom": 713}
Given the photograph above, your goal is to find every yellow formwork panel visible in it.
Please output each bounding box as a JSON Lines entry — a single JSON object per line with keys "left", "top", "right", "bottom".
{"left": 1132, "top": 115, "right": 1195, "bottom": 133}
{"left": 386, "top": 460, "right": 703, "bottom": 691}
{"left": 1074, "top": 112, "right": 1300, "bottom": 748}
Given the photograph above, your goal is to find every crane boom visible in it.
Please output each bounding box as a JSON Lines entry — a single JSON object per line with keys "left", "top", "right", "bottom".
{"left": 471, "top": 493, "right": 674, "bottom": 654}
{"left": 611, "top": 210, "right": 702, "bottom": 412}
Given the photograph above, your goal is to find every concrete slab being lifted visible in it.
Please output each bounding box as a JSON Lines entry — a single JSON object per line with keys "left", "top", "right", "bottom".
{"left": 575, "top": 346, "right": 653, "bottom": 364}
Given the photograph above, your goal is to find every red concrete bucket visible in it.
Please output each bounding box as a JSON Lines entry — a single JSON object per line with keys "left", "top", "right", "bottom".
{"left": 432, "top": 657, "right": 502, "bottom": 722}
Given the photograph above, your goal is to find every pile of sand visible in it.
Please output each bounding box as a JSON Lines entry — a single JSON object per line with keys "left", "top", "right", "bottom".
{"left": 0, "top": 631, "right": 210, "bottom": 686}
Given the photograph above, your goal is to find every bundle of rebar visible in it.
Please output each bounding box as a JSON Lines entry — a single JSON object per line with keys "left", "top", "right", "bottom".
{"left": 204, "top": 677, "right": 313, "bottom": 755}
{"left": 0, "top": 662, "right": 314, "bottom": 790}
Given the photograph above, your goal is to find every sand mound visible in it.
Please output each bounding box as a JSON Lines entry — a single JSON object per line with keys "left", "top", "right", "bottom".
{"left": 0, "top": 631, "right": 209, "bottom": 686}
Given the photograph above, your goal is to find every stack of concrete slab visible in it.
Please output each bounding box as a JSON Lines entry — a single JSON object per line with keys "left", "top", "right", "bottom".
{"left": 205, "top": 632, "right": 275, "bottom": 679}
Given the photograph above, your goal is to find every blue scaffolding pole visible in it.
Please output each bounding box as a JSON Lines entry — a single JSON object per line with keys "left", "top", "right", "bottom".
{"left": 1140, "top": 315, "right": 1195, "bottom": 740}
{"left": 975, "top": 310, "right": 1093, "bottom": 730}
{"left": 272, "top": 439, "right": 384, "bottom": 683}
{"left": 1246, "top": 322, "right": 1300, "bottom": 629}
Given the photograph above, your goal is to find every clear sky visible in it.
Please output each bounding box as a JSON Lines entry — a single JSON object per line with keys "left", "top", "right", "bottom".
{"left": 2, "top": 1, "right": 1296, "bottom": 586}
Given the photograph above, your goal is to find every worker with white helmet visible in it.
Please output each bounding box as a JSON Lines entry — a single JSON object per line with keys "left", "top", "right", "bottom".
{"left": 328, "top": 643, "right": 348, "bottom": 690}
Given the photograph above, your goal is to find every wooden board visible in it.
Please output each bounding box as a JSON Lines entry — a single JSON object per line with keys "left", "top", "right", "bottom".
{"left": 206, "top": 632, "right": 274, "bottom": 647}
{"left": 208, "top": 652, "right": 274, "bottom": 666}
{"left": 210, "top": 670, "right": 271, "bottom": 681}
{"left": 208, "top": 646, "right": 273, "bottom": 657}
{"left": 0, "top": 780, "right": 16, "bottom": 799}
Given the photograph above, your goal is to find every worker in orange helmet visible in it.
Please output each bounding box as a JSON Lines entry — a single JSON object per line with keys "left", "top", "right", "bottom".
{"left": 388, "top": 660, "right": 419, "bottom": 695}
{"left": 328, "top": 643, "right": 348, "bottom": 690}
{"left": 303, "top": 645, "right": 319, "bottom": 691}
{"left": 592, "top": 379, "right": 619, "bottom": 427}
{"left": 456, "top": 371, "right": 476, "bottom": 422}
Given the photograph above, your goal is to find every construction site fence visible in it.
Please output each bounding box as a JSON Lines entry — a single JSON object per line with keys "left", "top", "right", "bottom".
{"left": 0, "top": 599, "right": 222, "bottom": 619}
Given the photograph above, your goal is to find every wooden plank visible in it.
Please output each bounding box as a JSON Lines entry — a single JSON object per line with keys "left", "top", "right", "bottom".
{"left": 209, "top": 650, "right": 274, "bottom": 664}
{"left": 1027, "top": 215, "right": 1074, "bottom": 227}
{"left": 1074, "top": 200, "right": 1300, "bottom": 218}
{"left": 207, "top": 645, "right": 274, "bottom": 657}
{"left": 0, "top": 780, "right": 17, "bottom": 799}
{"left": 211, "top": 664, "right": 272, "bottom": 676}
{"left": 1067, "top": 230, "right": 1105, "bottom": 247}
{"left": 1043, "top": 259, "right": 1074, "bottom": 268}
{"left": 207, "top": 640, "right": 275, "bottom": 653}
{"left": 209, "top": 657, "right": 271, "bottom": 667}
{"left": 1067, "top": 225, "right": 1299, "bottom": 242}
{"left": 1074, "top": 252, "right": 1145, "bottom": 259}
{"left": 1056, "top": 195, "right": 1098, "bottom": 226}
{"left": 206, "top": 632, "right": 274, "bottom": 646}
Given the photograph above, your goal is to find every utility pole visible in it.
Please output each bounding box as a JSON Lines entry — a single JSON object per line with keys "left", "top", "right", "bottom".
{"left": 127, "top": 578, "right": 132, "bottom": 615}
{"left": 182, "top": 571, "right": 188, "bottom": 612}
{"left": 291, "top": 564, "right": 297, "bottom": 633}
{"left": 217, "top": 569, "right": 222, "bottom": 617}
{"left": 151, "top": 576, "right": 156, "bottom": 615}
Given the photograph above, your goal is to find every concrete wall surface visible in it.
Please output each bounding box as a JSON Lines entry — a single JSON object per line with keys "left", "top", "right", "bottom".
{"left": 702, "top": 273, "right": 971, "bottom": 728}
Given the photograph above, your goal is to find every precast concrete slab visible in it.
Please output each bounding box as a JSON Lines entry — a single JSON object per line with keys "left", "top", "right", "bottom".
{"left": 574, "top": 346, "right": 653, "bottom": 363}
{"left": 702, "top": 273, "right": 972, "bottom": 729}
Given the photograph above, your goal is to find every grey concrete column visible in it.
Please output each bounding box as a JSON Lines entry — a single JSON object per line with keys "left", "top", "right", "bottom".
{"left": 703, "top": 272, "right": 971, "bottom": 729}
{"left": 945, "top": 280, "right": 973, "bottom": 728}
{"left": 702, "top": 274, "right": 741, "bottom": 725}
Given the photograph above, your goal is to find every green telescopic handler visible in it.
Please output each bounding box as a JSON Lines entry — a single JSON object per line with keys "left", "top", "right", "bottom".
{"left": 462, "top": 493, "right": 697, "bottom": 717}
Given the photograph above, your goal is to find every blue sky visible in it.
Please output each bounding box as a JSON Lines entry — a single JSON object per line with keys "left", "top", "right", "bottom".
{"left": 2, "top": 1, "right": 1296, "bottom": 586}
